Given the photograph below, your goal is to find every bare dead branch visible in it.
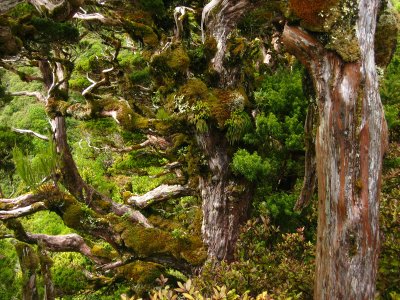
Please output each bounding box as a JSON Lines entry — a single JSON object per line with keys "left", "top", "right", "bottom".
{"left": 0, "top": 192, "right": 47, "bottom": 210}
{"left": 0, "top": 234, "right": 14, "bottom": 239}
{"left": 12, "top": 128, "right": 49, "bottom": 141}
{"left": 73, "top": 12, "right": 120, "bottom": 25}
{"left": 174, "top": 6, "right": 196, "bottom": 40}
{"left": 0, "top": 202, "right": 47, "bottom": 220}
{"left": 82, "top": 67, "right": 113, "bottom": 96}
{"left": 128, "top": 184, "right": 194, "bottom": 209}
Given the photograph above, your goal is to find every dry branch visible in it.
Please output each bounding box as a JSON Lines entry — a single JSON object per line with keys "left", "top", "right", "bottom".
{"left": 12, "top": 128, "right": 49, "bottom": 141}
{"left": 128, "top": 184, "right": 193, "bottom": 209}
{"left": 0, "top": 203, "right": 47, "bottom": 220}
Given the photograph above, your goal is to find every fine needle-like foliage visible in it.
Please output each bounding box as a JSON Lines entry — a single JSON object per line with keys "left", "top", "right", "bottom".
{"left": 12, "top": 138, "right": 59, "bottom": 189}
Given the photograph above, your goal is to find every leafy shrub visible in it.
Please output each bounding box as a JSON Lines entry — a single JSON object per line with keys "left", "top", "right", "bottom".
{"left": 195, "top": 217, "right": 315, "bottom": 299}
{"left": 232, "top": 149, "right": 272, "bottom": 182}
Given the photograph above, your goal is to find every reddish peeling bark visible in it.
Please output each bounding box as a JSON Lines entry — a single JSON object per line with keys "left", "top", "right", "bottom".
{"left": 197, "top": 131, "right": 251, "bottom": 261}
{"left": 282, "top": 0, "right": 387, "bottom": 298}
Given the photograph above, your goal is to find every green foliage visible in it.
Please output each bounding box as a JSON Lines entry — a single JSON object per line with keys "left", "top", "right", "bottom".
{"left": 0, "top": 240, "right": 21, "bottom": 299}
{"left": 225, "top": 110, "right": 252, "bottom": 144}
{"left": 195, "top": 218, "right": 314, "bottom": 299}
{"left": 51, "top": 253, "right": 88, "bottom": 295}
{"left": 377, "top": 143, "right": 400, "bottom": 298}
{"left": 381, "top": 36, "right": 400, "bottom": 140}
{"left": 12, "top": 139, "right": 59, "bottom": 189}
{"left": 28, "top": 17, "right": 79, "bottom": 43}
{"left": 118, "top": 49, "right": 145, "bottom": 68}
{"left": 0, "top": 126, "right": 32, "bottom": 173}
{"left": 232, "top": 149, "right": 272, "bottom": 182}
{"left": 129, "top": 67, "right": 151, "bottom": 85}
{"left": 75, "top": 38, "right": 110, "bottom": 72}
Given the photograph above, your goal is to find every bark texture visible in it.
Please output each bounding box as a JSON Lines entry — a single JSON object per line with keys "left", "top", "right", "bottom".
{"left": 201, "top": 0, "right": 250, "bottom": 86}
{"left": 197, "top": 131, "right": 251, "bottom": 261}
{"left": 283, "top": 0, "right": 387, "bottom": 298}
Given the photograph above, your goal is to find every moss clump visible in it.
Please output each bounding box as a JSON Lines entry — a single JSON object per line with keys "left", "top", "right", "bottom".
{"left": 29, "top": 16, "right": 80, "bottom": 43}
{"left": 375, "top": 6, "right": 399, "bottom": 67}
{"left": 125, "top": 21, "right": 158, "bottom": 48}
{"left": 178, "top": 78, "right": 209, "bottom": 105}
{"left": 15, "top": 243, "right": 39, "bottom": 271}
{"left": 118, "top": 261, "right": 162, "bottom": 284}
{"left": 92, "top": 98, "right": 138, "bottom": 130}
{"left": 209, "top": 89, "right": 249, "bottom": 127}
{"left": 0, "top": 24, "right": 22, "bottom": 56}
{"left": 325, "top": 27, "right": 360, "bottom": 62}
{"left": 121, "top": 225, "right": 173, "bottom": 256}
{"left": 91, "top": 244, "right": 118, "bottom": 259}
{"left": 151, "top": 45, "right": 190, "bottom": 79}
{"left": 63, "top": 204, "right": 84, "bottom": 228}
{"left": 117, "top": 221, "right": 206, "bottom": 266}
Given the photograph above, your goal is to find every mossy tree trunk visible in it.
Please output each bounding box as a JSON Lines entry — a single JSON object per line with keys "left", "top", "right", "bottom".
{"left": 15, "top": 243, "right": 40, "bottom": 300}
{"left": 283, "top": 0, "right": 387, "bottom": 298}
{"left": 197, "top": 131, "right": 251, "bottom": 261}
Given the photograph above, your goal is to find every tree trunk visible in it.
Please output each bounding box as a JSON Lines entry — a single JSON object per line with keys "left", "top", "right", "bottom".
{"left": 196, "top": 131, "right": 251, "bottom": 261}
{"left": 15, "top": 243, "right": 40, "bottom": 300}
{"left": 283, "top": 0, "right": 387, "bottom": 298}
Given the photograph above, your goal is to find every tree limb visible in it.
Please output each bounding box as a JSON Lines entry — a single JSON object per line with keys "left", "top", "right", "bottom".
{"left": 11, "top": 91, "right": 46, "bottom": 102}
{"left": 73, "top": 12, "right": 120, "bottom": 25}
{"left": 12, "top": 128, "right": 49, "bottom": 141}
{"left": 0, "top": 61, "right": 44, "bottom": 83}
{"left": 5, "top": 219, "right": 109, "bottom": 265}
{"left": 128, "top": 184, "right": 194, "bottom": 209}
{"left": 0, "top": 192, "right": 46, "bottom": 210}
{"left": 0, "top": 202, "right": 47, "bottom": 220}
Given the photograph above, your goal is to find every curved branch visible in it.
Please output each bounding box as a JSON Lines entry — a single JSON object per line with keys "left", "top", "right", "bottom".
{"left": 128, "top": 185, "right": 194, "bottom": 209}
{"left": 73, "top": 12, "right": 120, "bottom": 25}
{"left": 282, "top": 24, "right": 325, "bottom": 71}
{"left": 4, "top": 219, "right": 109, "bottom": 265}
{"left": 11, "top": 91, "right": 46, "bottom": 102}
{"left": 0, "top": 192, "right": 46, "bottom": 209}
{"left": 0, "top": 202, "right": 47, "bottom": 220}
{"left": 12, "top": 128, "right": 49, "bottom": 141}
{"left": 30, "top": 233, "right": 108, "bottom": 264}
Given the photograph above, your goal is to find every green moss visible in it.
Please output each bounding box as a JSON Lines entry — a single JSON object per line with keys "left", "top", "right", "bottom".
{"left": 375, "top": 6, "right": 399, "bottom": 67}
{"left": 178, "top": 78, "right": 209, "bottom": 105}
{"left": 118, "top": 261, "right": 162, "bottom": 284}
{"left": 120, "top": 225, "right": 171, "bottom": 256}
{"left": 117, "top": 221, "right": 206, "bottom": 266}
{"left": 63, "top": 204, "right": 84, "bottom": 228}
{"left": 125, "top": 21, "right": 158, "bottom": 47}
{"left": 209, "top": 88, "right": 249, "bottom": 127}
{"left": 325, "top": 27, "right": 360, "bottom": 62}
{"left": 29, "top": 16, "right": 79, "bottom": 43}
{"left": 91, "top": 244, "right": 118, "bottom": 259}
{"left": 151, "top": 45, "right": 190, "bottom": 79}
{"left": 15, "top": 243, "right": 39, "bottom": 271}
